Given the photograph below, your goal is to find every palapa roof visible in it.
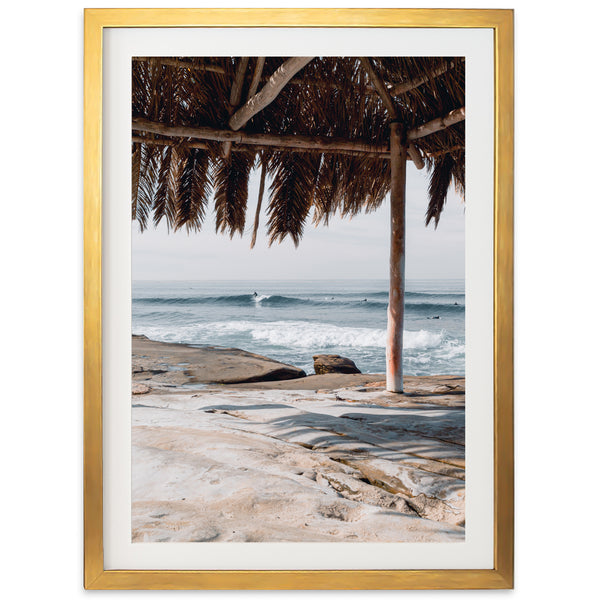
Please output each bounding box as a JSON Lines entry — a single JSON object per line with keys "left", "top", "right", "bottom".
{"left": 132, "top": 56, "right": 465, "bottom": 246}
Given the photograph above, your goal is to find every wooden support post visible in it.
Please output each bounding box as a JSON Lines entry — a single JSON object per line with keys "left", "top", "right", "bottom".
{"left": 387, "top": 122, "right": 408, "bottom": 393}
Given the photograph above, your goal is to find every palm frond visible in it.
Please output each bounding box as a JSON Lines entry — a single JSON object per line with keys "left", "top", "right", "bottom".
{"left": 451, "top": 149, "right": 465, "bottom": 198}
{"left": 132, "top": 143, "right": 141, "bottom": 222}
{"left": 267, "top": 153, "right": 320, "bottom": 246}
{"left": 152, "top": 145, "right": 178, "bottom": 229}
{"left": 312, "top": 155, "right": 340, "bottom": 226}
{"left": 213, "top": 151, "right": 254, "bottom": 237}
{"left": 176, "top": 148, "right": 212, "bottom": 232}
{"left": 426, "top": 154, "right": 455, "bottom": 228}
{"left": 134, "top": 143, "right": 161, "bottom": 231}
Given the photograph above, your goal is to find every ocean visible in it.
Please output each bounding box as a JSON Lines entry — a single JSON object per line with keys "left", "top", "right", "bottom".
{"left": 132, "top": 279, "right": 465, "bottom": 376}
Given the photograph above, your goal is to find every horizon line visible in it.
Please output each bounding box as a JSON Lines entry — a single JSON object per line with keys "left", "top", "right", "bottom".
{"left": 132, "top": 277, "right": 466, "bottom": 282}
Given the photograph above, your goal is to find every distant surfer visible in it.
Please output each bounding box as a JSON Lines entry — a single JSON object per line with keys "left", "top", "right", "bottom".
{"left": 454, "top": 301, "right": 458, "bottom": 305}
{"left": 253, "top": 291, "right": 258, "bottom": 298}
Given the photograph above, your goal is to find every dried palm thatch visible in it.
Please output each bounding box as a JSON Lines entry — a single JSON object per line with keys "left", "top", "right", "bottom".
{"left": 132, "top": 56, "right": 465, "bottom": 244}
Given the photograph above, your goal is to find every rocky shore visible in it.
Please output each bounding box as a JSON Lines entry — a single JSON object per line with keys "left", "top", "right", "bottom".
{"left": 132, "top": 334, "right": 307, "bottom": 385}
{"left": 132, "top": 336, "right": 465, "bottom": 543}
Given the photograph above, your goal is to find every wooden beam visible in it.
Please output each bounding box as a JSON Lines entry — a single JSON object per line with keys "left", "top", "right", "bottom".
{"left": 133, "top": 134, "right": 463, "bottom": 162}
{"left": 407, "top": 144, "right": 425, "bottom": 169}
{"left": 132, "top": 135, "right": 332, "bottom": 156}
{"left": 229, "top": 57, "right": 249, "bottom": 108}
{"left": 360, "top": 58, "right": 424, "bottom": 169}
{"left": 359, "top": 57, "right": 398, "bottom": 118}
{"left": 222, "top": 58, "right": 250, "bottom": 158}
{"left": 133, "top": 117, "right": 464, "bottom": 158}
{"left": 221, "top": 143, "right": 233, "bottom": 160}
{"left": 134, "top": 135, "right": 390, "bottom": 158}
{"left": 408, "top": 107, "right": 465, "bottom": 140}
{"left": 358, "top": 59, "right": 462, "bottom": 169}
{"left": 132, "top": 57, "right": 226, "bottom": 74}
{"left": 132, "top": 136, "right": 209, "bottom": 150}
{"left": 133, "top": 117, "right": 388, "bottom": 155}
{"left": 389, "top": 59, "right": 463, "bottom": 96}
{"left": 386, "top": 122, "right": 407, "bottom": 393}
{"left": 247, "top": 57, "right": 266, "bottom": 100}
{"left": 427, "top": 144, "right": 464, "bottom": 158}
{"left": 229, "top": 57, "right": 314, "bottom": 131}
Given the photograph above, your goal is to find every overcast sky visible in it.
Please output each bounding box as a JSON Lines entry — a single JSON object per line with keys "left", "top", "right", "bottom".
{"left": 132, "top": 162, "right": 464, "bottom": 281}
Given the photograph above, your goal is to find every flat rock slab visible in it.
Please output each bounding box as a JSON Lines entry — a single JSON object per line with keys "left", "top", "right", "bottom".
{"left": 224, "top": 374, "right": 465, "bottom": 408}
{"left": 132, "top": 335, "right": 306, "bottom": 384}
{"left": 224, "top": 372, "right": 385, "bottom": 391}
{"left": 132, "top": 383, "right": 465, "bottom": 543}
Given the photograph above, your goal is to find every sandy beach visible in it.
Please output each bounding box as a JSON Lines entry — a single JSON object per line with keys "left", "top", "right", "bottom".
{"left": 132, "top": 336, "right": 465, "bottom": 543}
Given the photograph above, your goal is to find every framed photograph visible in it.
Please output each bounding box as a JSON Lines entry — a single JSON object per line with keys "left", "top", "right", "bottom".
{"left": 84, "top": 8, "right": 513, "bottom": 590}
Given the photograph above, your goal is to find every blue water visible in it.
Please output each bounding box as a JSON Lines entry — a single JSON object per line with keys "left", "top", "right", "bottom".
{"left": 132, "top": 279, "right": 465, "bottom": 376}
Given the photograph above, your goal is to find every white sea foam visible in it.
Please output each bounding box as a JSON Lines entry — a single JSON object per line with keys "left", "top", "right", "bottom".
{"left": 133, "top": 319, "right": 465, "bottom": 375}
{"left": 160, "top": 320, "right": 446, "bottom": 350}
{"left": 249, "top": 321, "right": 386, "bottom": 348}
{"left": 253, "top": 294, "right": 271, "bottom": 303}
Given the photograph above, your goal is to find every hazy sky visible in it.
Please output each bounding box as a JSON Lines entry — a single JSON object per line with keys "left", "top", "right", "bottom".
{"left": 132, "top": 162, "right": 464, "bottom": 281}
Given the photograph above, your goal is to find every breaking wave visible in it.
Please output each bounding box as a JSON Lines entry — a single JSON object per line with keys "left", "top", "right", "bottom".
{"left": 134, "top": 293, "right": 464, "bottom": 311}
{"left": 138, "top": 320, "right": 454, "bottom": 351}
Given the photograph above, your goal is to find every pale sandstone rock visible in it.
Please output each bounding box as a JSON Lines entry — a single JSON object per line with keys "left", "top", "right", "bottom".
{"left": 132, "top": 383, "right": 151, "bottom": 395}
{"left": 132, "top": 383, "right": 465, "bottom": 543}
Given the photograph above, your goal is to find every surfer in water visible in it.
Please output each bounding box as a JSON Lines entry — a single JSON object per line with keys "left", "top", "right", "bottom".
{"left": 253, "top": 291, "right": 258, "bottom": 298}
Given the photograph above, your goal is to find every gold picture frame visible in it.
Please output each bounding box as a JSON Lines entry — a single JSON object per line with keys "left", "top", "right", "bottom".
{"left": 84, "top": 8, "right": 513, "bottom": 590}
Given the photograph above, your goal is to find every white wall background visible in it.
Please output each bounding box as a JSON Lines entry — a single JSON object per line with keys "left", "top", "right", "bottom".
{"left": 1, "top": 0, "right": 598, "bottom": 597}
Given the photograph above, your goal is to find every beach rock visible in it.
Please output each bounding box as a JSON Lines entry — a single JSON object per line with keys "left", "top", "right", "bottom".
{"left": 132, "top": 383, "right": 151, "bottom": 395}
{"left": 132, "top": 336, "right": 306, "bottom": 385}
{"left": 313, "top": 354, "right": 361, "bottom": 375}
